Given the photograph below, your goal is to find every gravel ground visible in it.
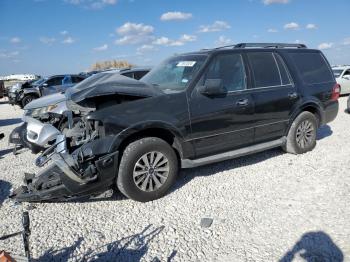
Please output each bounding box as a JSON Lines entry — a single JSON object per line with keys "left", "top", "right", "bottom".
{"left": 0, "top": 97, "right": 349, "bottom": 261}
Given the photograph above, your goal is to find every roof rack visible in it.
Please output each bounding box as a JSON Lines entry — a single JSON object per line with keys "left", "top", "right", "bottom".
{"left": 234, "top": 43, "right": 307, "bottom": 49}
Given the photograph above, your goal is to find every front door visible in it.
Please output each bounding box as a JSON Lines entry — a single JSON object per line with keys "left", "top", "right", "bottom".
{"left": 189, "top": 52, "right": 255, "bottom": 158}
{"left": 41, "top": 76, "right": 64, "bottom": 96}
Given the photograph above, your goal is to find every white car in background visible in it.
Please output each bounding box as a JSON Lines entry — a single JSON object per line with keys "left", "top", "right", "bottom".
{"left": 332, "top": 66, "right": 350, "bottom": 94}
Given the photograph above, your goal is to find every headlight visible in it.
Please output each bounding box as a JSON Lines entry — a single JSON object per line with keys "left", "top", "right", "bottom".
{"left": 26, "top": 104, "right": 58, "bottom": 118}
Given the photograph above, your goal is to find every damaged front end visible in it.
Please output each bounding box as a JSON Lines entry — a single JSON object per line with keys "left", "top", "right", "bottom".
{"left": 10, "top": 73, "right": 161, "bottom": 202}
{"left": 10, "top": 107, "right": 118, "bottom": 202}
{"left": 11, "top": 127, "right": 119, "bottom": 202}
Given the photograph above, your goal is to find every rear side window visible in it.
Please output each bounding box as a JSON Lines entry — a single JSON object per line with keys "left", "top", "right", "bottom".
{"left": 289, "top": 52, "right": 334, "bottom": 84}
{"left": 248, "top": 52, "right": 282, "bottom": 88}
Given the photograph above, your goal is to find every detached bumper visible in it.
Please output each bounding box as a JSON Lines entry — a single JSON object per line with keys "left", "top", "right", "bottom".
{"left": 10, "top": 136, "right": 119, "bottom": 202}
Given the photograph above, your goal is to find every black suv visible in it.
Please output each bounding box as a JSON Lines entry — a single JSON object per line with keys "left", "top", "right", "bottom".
{"left": 12, "top": 43, "right": 339, "bottom": 203}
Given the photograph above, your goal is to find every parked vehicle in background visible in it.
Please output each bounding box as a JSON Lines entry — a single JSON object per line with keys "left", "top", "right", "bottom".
{"left": 8, "top": 74, "right": 85, "bottom": 107}
{"left": 11, "top": 43, "right": 339, "bottom": 203}
{"left": 0, "top": 80, "right": 5, "bottom": 98}
{"left": 332, "top": 66, "right": 350, "bottom": 94}
{"left": 9, "top": 68, "right": 151, "bottom": 153}
{"left": 347, "top": 96, "right": 350, "bottom": 113}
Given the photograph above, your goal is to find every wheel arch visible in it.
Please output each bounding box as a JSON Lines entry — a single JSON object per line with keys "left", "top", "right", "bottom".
{"left": 111, "top": 123, "right": 185, "bottom": 163}
{"left": 287, "top": 102, "right": 323, "bottom": 135}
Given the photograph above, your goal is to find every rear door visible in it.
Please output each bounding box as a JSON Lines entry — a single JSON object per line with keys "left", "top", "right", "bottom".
{"left": 189, "top": 52, "right": 255, "bottom": 158}
{"left": 246, "top": 51, "right": 297, "bottom": 143}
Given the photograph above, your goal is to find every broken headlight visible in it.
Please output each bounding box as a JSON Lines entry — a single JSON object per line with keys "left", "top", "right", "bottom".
{"left": 25, "top": 104, "right": 58, "bottom": 118}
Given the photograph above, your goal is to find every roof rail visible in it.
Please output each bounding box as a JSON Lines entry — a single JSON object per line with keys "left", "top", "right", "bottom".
{"left": 234, "top": 43, "right": 307, "bottom": 49}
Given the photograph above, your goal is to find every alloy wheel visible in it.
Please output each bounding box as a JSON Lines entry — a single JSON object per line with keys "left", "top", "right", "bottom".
{"left": 133, "top": 151, "right": 170, "bottom": 192}
{"left": 296, "top": 120, "right": 315, "bottom": 149}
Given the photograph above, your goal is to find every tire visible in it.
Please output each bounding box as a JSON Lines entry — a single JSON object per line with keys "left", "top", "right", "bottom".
{"left": 117, "top": 137, "right": 178, "bottom": 202}
{"left": 283, "top": 111, "right": 317, "bottom": 154}
{"left": 22, "top": 95, "right": 35, "bottom": 107}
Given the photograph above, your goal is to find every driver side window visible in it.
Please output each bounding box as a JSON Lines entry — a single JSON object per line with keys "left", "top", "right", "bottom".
{"left": 198, "top": 53, "right": 246, "bottom": 92}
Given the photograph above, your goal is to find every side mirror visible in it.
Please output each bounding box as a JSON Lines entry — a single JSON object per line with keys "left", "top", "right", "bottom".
{"left": 199, "top": 79, "right": 227, "bottom": 96}
{"left": 343, "top": 75, "right": 350, "bottom": 80}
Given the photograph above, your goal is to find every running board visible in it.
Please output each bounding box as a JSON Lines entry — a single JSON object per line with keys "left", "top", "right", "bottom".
{"left": 181, "top": 137, "right": 286, "bottom": 168}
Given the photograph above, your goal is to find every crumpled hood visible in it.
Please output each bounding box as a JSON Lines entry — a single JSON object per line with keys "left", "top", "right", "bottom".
{"left": 65, "top": 72, "right": 162, "bottom": 103}
{"left": 24, "top": 93, "right": 67, "bottom": 110}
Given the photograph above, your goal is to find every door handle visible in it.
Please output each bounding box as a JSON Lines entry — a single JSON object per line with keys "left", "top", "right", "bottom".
{"left": 236, "top": 98, "right": 249, "bottom": 107}
{"left": 288, "top": 92, "right": 298, "bottom": 99}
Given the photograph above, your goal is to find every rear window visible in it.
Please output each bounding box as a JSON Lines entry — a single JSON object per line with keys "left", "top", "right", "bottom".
{"left": 289, "top": 52, "right": 334, "bottom": 84}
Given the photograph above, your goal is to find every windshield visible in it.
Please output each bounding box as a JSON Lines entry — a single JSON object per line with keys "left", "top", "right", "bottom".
{"left": 141, "top": 54, "right": 207, "bottom": 93}
{"left": 332, "top": 69, "right": 343, "bottom": 78}
{"left": 32, "top": 78, "right": 46, "bottom": 86}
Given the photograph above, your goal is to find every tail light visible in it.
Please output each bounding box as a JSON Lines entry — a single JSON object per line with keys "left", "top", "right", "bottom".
{"left": 331, "top": 83, "right": 341, "bottom": 101}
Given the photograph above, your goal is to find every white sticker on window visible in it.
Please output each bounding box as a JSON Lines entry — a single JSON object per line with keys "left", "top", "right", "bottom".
{"left": 177, "top": 61, "right": 196, "bottom": 67}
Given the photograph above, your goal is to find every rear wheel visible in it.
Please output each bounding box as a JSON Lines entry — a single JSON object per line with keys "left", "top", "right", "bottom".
{"left": 117, "top": 137, "right": 178, "bottom": 202}
{"left": 22, "top": 95, "right": 35, "bottom": 107}
{"left": 283, "top": 111, "right": 317, "bottom": 154}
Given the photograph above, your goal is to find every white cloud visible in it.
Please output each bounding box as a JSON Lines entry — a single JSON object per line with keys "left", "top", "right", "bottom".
{"left": 136, "top": 44, "right": 156, "bottom": 54}
{"left": 199, "top": 21, "right": 231, "bottom": 33}
{"left": 215, "top": 36, "right": 233, "bottom": 46}
{"left": 268, "top": 28, "right": 278, "bottom": 33}
{"left": 115, "top": 22, "right": 154, "bottom": 45}
{"left": 62, "top": 37, "right": 75, "bottom": 44}
{"left": 318, "top": 42, "right": 333, "bottom": 50}
{"left": 117, "top": 22, "right": 154, "bottom": 35}
{"left": 0, "top": 50, "right": 19, "bottom": 58}
{"left": 343, "top": 37, "right": 350, "bottom": 45}
{"left": 10, "top": 37, "right": 21, "bottom": 44}
{"left": 306, "top": 24, "right": 317, "bottom": 30}
{"left": 39, "top": 37, "right": 56, "bottom": 45}
{"left": 263, "top": 0, "right": 290, "bottom": 4}
{"left": 284, "top": 22, "right": 299, "bottom": 30}
{"left": 64, "top": 0, "right": 117, "bottom": 9}
{"left": 93, "top": 44, "right": 108, "bottom": 51}
{"left": 160, "top": 11, "right": 192, "bottom": 21}
{"left": 179, "top": 34, "right": 197, "bottom": 42}
{"left": 60, "top": 30, "right": 69, "bottom": 35}
{"left": 153, "top": 34, "right": 197, "bottom": 46}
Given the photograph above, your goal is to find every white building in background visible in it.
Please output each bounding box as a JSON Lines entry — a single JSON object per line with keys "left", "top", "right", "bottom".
{"left": 0, "top": 74, "right": 38, "bottom": 81}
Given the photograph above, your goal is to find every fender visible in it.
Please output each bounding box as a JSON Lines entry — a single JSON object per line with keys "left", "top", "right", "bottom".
{"left": 287, "top": 98, "right": 324, "bottom": 135}
{"left": 108, "top": 120, "right": 187, "bottom": 155}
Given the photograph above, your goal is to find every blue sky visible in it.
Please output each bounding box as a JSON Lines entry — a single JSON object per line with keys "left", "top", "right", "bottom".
{"left": 1, "top": 0, "right": 350, "bottom": 75}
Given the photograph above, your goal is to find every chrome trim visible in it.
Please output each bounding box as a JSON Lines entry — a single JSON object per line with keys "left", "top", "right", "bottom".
{"left": 186, "top": 119, "right": 289, "bottom": 142}
{"left": 25, "top": 117, "right": 61, "bottom": 147}
{"left": 272, "top": 53, "right": 283, "bottom": 86}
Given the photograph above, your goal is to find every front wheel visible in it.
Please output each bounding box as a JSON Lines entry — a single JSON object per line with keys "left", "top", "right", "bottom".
{"left": 283, "top": 111, "right": 317, "bottom": 154}
{"left": 22, "top": 95, "right": 35, "bottom": 107}
{"left": 117, "top": 137, "right": 178, "bottom": 202}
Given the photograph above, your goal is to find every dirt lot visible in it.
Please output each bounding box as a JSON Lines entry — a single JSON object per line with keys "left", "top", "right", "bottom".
{"left": 0, "top": 97, "right": 349, "bottom": 261}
